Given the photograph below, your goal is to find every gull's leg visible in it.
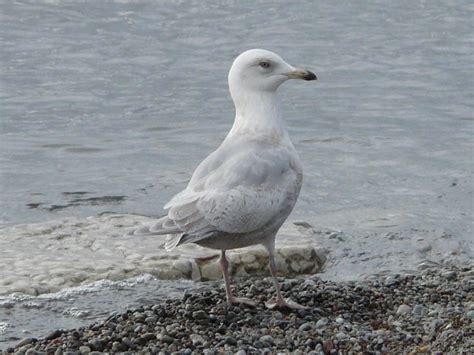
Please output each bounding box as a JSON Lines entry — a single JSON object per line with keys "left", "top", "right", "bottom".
{"left": 219, "top": 250, "right": 256, "bottom": 306}
{"left": 265, "top": 248, "right": 308, "bottom": 310}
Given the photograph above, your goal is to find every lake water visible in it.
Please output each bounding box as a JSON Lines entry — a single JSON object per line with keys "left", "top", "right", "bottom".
{"left": 0, "top": 0, "right": 472, "bottom": 348}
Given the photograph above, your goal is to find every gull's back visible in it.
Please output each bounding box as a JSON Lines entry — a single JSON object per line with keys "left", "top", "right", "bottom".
{"left": 160, "top": 134, "right": 302, "bottom": 250}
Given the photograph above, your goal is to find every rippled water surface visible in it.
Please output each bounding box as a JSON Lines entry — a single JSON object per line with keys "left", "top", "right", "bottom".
{"left": 2, "top": 0, "right": 472, "bottom": 235}
{"left": 0, "top": 0, "right": 472, "bottom": 348}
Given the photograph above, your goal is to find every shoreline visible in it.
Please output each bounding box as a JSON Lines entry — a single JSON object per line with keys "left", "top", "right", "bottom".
{"left": 7, "top": 262, "right": 473, "bottom": 354}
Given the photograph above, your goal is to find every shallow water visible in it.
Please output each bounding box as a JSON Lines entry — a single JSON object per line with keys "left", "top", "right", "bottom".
{"left": 0, "top": 0, "right": 472, "bottom": 349}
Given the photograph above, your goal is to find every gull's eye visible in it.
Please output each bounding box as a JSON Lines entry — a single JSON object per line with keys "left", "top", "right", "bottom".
{"left": 259, "top": 61, "right": 271, "bottom": 69}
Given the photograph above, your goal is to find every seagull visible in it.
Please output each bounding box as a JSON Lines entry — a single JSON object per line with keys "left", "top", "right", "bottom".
{"left": 132, "top": 49, "right": 317, "bottom": 309}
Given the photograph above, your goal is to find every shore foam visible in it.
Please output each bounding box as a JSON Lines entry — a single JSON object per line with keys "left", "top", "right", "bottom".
{"left": 0, "top": 214, "right": 326, "bottom": 296}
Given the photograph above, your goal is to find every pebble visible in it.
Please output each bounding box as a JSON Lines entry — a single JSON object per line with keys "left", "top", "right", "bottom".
{"left": 224, "top": 336, "right": 237, "bottom": 346}
{"left": 466, "top": 310, "right": 474, "bottom": 319}
{"left": 397, "top": 304, "right": 411, "bottom": 315}
{"left": 192, "top": 310, "right": 208, "bottom": 320}
{"left": 11, "top": 264, "right": 471, "bottom": 354}
{"left": 157, "top": 333, "right": 174, "bottom": 344}
{"left": 259, "top": 335, "right": 274, "bottom": 345}
{"left": 44, "top": 329, "right": 62, "bottom": 340}
{"left": 79, "top": 345, "right": 91, "bottom": 353}
{"left": 412, "top": 304, "right": 428, "bottom": 316}
{"left": 298, "top": 322, "right": 313, "bottom": 331}
{"left": 190, "top": 333, "right": 205, "bottom": 346}
{"left": 316, "top": 318, "right": 328, "bottom": 328}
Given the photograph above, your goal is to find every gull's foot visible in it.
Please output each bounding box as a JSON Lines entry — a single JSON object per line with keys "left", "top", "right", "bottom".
{"left": 265, "top": 297, "right": 308, "bottom": 310}
{"left": 228, "top": 296, "right": 257, "bottom": 307}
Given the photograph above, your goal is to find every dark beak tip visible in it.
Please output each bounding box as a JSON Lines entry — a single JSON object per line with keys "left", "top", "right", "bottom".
{"left": 304, "top": 71, "right": 317, "bottom": 81}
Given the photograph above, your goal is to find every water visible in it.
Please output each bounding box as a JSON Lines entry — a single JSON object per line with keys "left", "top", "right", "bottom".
{"left": 0, "top": 0, "right": 472, "bottom": 348}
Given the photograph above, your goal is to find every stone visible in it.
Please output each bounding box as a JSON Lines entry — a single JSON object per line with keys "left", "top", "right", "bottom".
{"left": 142, "top": 333, "right": 156, "bottom": 341}
{"left": 316, "top": 318, "right": 328, "bottom": 328}
{"left": 190, "top": 333, "right": 205, "bottom": 346}
{"left": 158, "top": 333, "right": 175, "bottom": 344}
{"left": 412, "top": 304, "right": 427, "bottom": 316}
{"left": 396, "top": 305, "right": 411, "bottom": 315}
{"left": 79, "top": 346, "right": 91, "bottom": 353}
{"left": 45, "top": 329, "right": 63, "bottom": 341}
{"left": 466, "top": 310, "right": 474, "bottom": 319}
{"left": 225, "top": 336, "right": 237, "bottom": 346}
{"left": 89, "top": 338, "right": 106, "bottom": 352}
{"left": 16, "top": 338, "right": 36, "bottom": 348}
{"left": 192, "top": 310, "right": 208, "bottom": 320}
{"left": 298, "top": 322, "right": 313, "bottom": 332}
{"left": 259, "top": 335, "right": 274, "bottom": 345}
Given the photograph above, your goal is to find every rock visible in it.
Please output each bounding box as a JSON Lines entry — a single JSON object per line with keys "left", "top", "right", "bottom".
{"left": 316, "top": 318, "right": 328, "bottom": 328}
{"left": 111, "top": 342, "right": 122, "bottom": 352}
{"left": 335, "top": 317, "right": 344, "bottom": 324}
{"left": 259, "top": 335, "right": 274, "bottom": 345}
{"left": 157, "top": 333, "right": 175, "bottom": 344}
{"left": 45, "top": 329, "right": 63, "bottom": 340}
{"left": 142, "top": 333, "right": 156, "bottom": 341}
{"left": 441, "top": 271, "right": 456, "bottom": 280}
{"left": 225, "top": 336, "right": 237, "bottom": 346}
{"left": 88, "top": 338, "right": 106, "bottom": 352}
{"left": 79, "top": 346, "right": 91, "bottom": 353}
{"left": 397, "top": 304, "right": 411, "bottom": 315}
{"left": 236, "top": 350, "right": 246, "bottom": 355}
{"left": 298, "top": 322, "right": 313, "bottom": 332}
{"left": 16, "top": 338, "right": 36, "bottom": 348}
{"left": 145, "top": 316, "right": 158, "bottom": 324}
{"left": 412, "top": 304, "right": 427, "bottom": 316}
{"left": 192, "top": 310, "right": 208, "bottom": 320}
{"left": 466, "top": 310, "right": 474, "bottom": 319}
{"left": 190, "top": 333, "right": 205, "bottom": 346}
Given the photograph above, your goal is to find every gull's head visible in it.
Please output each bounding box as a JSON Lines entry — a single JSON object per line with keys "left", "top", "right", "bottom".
{"left": 228, "top": 49, "right": 316, "bottom": 95}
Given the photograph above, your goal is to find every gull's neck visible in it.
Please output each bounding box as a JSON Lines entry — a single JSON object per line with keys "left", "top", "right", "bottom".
{"left": 226, "top": 89, "right": 290, "bottom": 144}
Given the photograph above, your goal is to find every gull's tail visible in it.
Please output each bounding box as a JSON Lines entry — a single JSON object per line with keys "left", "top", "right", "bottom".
{"left": 127, "top": 215, "right": 183, "bottom": 251}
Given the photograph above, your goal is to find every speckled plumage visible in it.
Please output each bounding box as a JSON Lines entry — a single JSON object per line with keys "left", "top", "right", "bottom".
{"left": 132, "top": 49, "right": 316, "bottom": 308}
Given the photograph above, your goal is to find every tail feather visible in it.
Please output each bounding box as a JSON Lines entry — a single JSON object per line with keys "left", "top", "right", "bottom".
{"left": 128, "top": 215, "right": 180, "bottom": 236}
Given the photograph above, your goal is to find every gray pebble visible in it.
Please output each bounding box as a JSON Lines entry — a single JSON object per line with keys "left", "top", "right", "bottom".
{"left": 225, "top": 336, "right": 237, "bottom": 346}
{"left": 16, "top": 338, "right": 35, "bottom": 348}
{"left": 412, "top": 304, "right": 427, "bottom": 316}
{"left": 259, "top": 335, "right": 274, "bottom": 344}
{"left": 316, "top": 318, "right": 328, "bottom": 328}
{"left": 79, "top": 345, "right": 91, "bottom": 353}
{"left": 141, "top": 333, "right": 156, "bottom": 341}
{"left": 396, "top": 304, "right": 411, "bottom": 315}
{"left": 157, "top": 333, "right": 175, "bottom": 344}
{"left": 190, "top": 333, "right": 205, "bottom": 346}
{"left": 298, "top": 322, "right": 313, "bottom": 332}
{"left": 192, "top": 310, "right": 208, "bottom": 320}
{"left": 466, "top": 310, "right": 474, "bottom": 319}
{"left": 45, "top": 329, "right": 62, "bottom": 341}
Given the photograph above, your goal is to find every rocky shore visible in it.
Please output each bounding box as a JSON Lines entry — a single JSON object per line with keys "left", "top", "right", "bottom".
{"left": 7, "top": 263, "right": 473, "bottom": 354}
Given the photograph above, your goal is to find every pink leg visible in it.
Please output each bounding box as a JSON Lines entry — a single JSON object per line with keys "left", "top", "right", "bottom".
{"left": 265, "top": 250, "right": 308, "bottom": 310}
{"left": 219, "top": 250, "right": 256, "bottom": 306}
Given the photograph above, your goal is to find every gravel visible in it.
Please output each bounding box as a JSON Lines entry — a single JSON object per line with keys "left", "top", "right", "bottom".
{"left": 7, "top": 263, "right": 473, "bottom": 354}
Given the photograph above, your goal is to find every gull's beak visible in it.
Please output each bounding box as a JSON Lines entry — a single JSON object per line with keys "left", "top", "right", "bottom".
{"left": 286, "top": 68, "right": 317, "bottom": 81}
